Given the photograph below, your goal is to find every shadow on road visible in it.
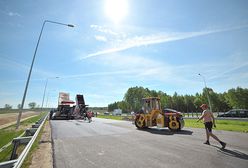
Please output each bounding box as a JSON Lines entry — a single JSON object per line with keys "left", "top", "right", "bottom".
{"left": 211, "top": 145, "right": 248, "bottom": 160}
{"left": 137, "top": 128, "right": 193, "bottom": 136}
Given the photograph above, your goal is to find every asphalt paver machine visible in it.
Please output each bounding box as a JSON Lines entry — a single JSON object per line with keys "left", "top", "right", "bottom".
{"left": 49, "top": 92, "right": 92, "bottom": 121}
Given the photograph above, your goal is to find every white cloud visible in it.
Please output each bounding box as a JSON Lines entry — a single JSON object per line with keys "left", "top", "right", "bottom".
{"left": 86, "top": 93, "right": 108, "bottom": 99}
{"left": 209, "top": 62, "right": 248, "bottom": 81}
{"left": 94, "top": 35, "right": 108, "bottom": 42}
{"left": 83, "top": 24, "right": 248, "bottom": 59}
{"left": 90, "top": 54, "right": 174, "bottom": 82}
{"left": 8, "top": 12, "right": 21, "bottom": 17}
{"left": 76, "top": 46, "right": 248, "bottom": 94}
{"left": 85, "top": 51, "right": 248, "bottom": 92}
{"left": 90, "top": 24, "right": 119, "bottom": 36}
{"left": 0, "top": 56, "right": 58, "bottom": 81}
{"left": 0, "top": 10, "right": 22, "bottom": 17}
{"left": 58, "top": 69, "right": 134, "bottom": 79}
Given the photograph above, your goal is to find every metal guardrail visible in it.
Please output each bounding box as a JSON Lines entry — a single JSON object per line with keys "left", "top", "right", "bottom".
{"left": 0, "top": 113, "right": 49, "bottom": 168}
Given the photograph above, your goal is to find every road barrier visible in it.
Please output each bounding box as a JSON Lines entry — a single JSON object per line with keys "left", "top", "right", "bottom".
{"left": 0, "top": 113, "right": 48, "bottom": 168}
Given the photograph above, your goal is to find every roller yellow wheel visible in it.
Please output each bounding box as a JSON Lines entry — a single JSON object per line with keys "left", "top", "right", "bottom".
{"left": 168, "top": 115, "right": 180, "bottom": 131}
{"left": 135, "top": 114, "right": 146, "bottom": 129}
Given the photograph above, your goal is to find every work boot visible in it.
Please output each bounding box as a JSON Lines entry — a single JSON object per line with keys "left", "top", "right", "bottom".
{"left": 220, "top": 141, "right": 226, "bottom": 149}
{"left": 204, "top": 141, "right": 210, "bottom": 145}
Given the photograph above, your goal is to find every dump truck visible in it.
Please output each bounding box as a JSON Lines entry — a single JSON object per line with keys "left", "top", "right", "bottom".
{"left": 134, "top": 97, "right": 184, "bottom": 131}
{"left": 49, "top": 92, "right": 93, "bottom": 121}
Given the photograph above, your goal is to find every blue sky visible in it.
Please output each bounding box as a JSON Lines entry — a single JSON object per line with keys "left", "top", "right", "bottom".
{"left": 0, "top": 0, "right": 248, "bottom": 108}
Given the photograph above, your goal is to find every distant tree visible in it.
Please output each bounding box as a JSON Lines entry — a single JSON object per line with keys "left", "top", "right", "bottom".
{"left": 124, "top": 86, "right": 151, "bottom": 112}
{"left": 224, "top": 87, "right": 248, "bottom": 109}
{"left": 107, "top": 86, "right": 247, "bottom": 114}
{"left": 172, "top": 92, "right": 185, "bottom": 112}
{"left": 184, "top": 95, "right": 195, "bottom": 113}
{"left": 157, "top": 91, "right": 167, "bottom": 109}
{"left": 202, "top": 88, "right": 211, "bottom": 105}
{"left": 108, "top": 102, "right": 118, "bottom": 111}
{"left": 194, "top": 94, "right": 202, "bottom": 112}
{"left": 117, "top": 101, "right": 130, "bottom": 113}
{"left": 4, "top": 104, "right": 12, "bottom": 109}
{"left": 149, "top": 89, "right": 158, "bottom": 97}
{"left": 17, "top": 104, "right": 22, "bottom": 109}
{"left": 217, "top": 93, "right": 231, "bottom": 112}
{"left": 28, "top": 102, "right": 36, "bottom": 109}
{"left": 164, "top": 95, "right": 173, "bottom": 109}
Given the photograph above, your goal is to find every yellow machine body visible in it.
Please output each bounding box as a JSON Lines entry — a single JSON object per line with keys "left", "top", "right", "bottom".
{"left": 135, "top": 97, "right": 184, "bottom": 131}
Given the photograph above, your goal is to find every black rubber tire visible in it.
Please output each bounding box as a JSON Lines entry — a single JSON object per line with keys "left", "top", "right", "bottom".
{"left": 135, "top": 119, "right": 145, "bottom": 129}
{"left": 168, "top": 120, "right": 181, "bottom": 131}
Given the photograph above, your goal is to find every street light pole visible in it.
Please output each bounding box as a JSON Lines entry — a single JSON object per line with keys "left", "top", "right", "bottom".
{"left": 41, "top": 77, "right": 59, "bottom": 111}
{"left": 16, "top": 20, "right": 74, "bottom": 129}
{"left": 41, "top": 78, "right": 48, "bottom": 110}
{"left": 46, "top": 91, "right": 50, "bottom": 108}
{"left": 198, "top": 73, "right": 213, "bottom": 112}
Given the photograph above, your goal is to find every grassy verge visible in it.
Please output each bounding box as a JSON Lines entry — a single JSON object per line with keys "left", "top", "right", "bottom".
{"left": 97, "top": 115, "right": 125, "bottom": 120}
{"left": 0, "top": 114, "right": 44, "bottom": 148}
{"left": 0, "top": 145, "right": 14, "bottom": 162}
{"left": 97, "top": 115, "right": 248, "bottom": 133}
{"left": 0, "top": 112, "right": 46, "bottom": 162}
{"left": 0, "top": 130, "right": 24, "bottom": 149}
{"left": 184, "top": 118, "right": 248, "bottom": 133}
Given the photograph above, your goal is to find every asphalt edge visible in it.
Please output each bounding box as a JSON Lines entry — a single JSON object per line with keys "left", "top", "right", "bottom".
{"left": 50, "top": 120, "right": 56, "bottom": 168}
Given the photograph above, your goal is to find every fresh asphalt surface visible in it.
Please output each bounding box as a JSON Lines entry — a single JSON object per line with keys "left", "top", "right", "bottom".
{"left": 50, "top": 118, "right": 248, "bottom": 168}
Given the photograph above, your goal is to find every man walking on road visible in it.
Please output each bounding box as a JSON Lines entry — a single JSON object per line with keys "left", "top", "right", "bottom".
{"left": 197, "top": 104, "right": 226, "bottom": 149}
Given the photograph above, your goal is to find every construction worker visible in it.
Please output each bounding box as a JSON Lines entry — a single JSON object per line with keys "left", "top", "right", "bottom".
{"left": 197, "top": 104, "right": 226, "bottom": 149}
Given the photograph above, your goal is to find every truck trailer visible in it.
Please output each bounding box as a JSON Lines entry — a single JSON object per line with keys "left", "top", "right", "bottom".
{"left": 49, "top": 92, "right": 92, "bottom": 121}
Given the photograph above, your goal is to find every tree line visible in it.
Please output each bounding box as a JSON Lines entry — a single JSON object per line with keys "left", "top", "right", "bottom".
{"left": 3, "top": 102, "right": 38, "bottom": 109}
{"left": 108, "top": 86, "right": 248, "bottom": 113}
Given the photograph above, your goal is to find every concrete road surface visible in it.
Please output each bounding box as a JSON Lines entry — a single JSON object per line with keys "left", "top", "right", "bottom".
{"left": 51, "top": 118, "right": 248, "bottom": 168}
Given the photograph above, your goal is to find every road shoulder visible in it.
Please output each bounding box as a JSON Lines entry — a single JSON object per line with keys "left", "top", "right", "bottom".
{"left": 29, "top": 120, "right": 53, "bottom": 168}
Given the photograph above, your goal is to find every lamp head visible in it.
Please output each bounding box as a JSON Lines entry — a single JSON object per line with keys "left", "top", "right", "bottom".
{"left": 67, "top": 24, "right": 74, "bottom": 27}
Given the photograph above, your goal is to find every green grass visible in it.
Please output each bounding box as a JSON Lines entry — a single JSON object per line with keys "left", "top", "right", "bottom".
{"left": 0, "top": 114, "right": 43, "bottom": 149}
{"left": 0, "top": 145, "right": 14, "bottom": 162}
{"left": 89, "top": 109, "right": 107, "bottom": 114}
{"left": 97, "top": 115, "right": 248, "bottom": 133}
{"left": 97, "top": 115, "right": 123, "bottom": 120}
{"left": 18, "top": 113, "right": 45, "bottom": 128}
{"left": 0, "top": 112, "right": 47, "bottom": 162}
{"left": 0, "top": 127, "right": 25, "bottom": 162}
{"left": 0, "top": 130, "right": 24, "bottom": 149}
{"left": 184, "top": 119, "right": 248, "bottom": 133}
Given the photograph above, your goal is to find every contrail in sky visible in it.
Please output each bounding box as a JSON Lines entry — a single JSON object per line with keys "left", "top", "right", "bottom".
{"left": 83, "top": 24, "right": 248, "bottom": 59}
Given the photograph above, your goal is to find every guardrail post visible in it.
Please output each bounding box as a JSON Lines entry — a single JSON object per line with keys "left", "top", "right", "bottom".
{"left": 10, "top": 137, "right": 32, "bottom": 160}
{"left": 25, "top": 128, "right": 38, "bottom": 136}
{"left": 10, "top": 141, "right": 19, "bottom": 160}
{"left": 32, "top": 124, "right": 40, "bottom": 128}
